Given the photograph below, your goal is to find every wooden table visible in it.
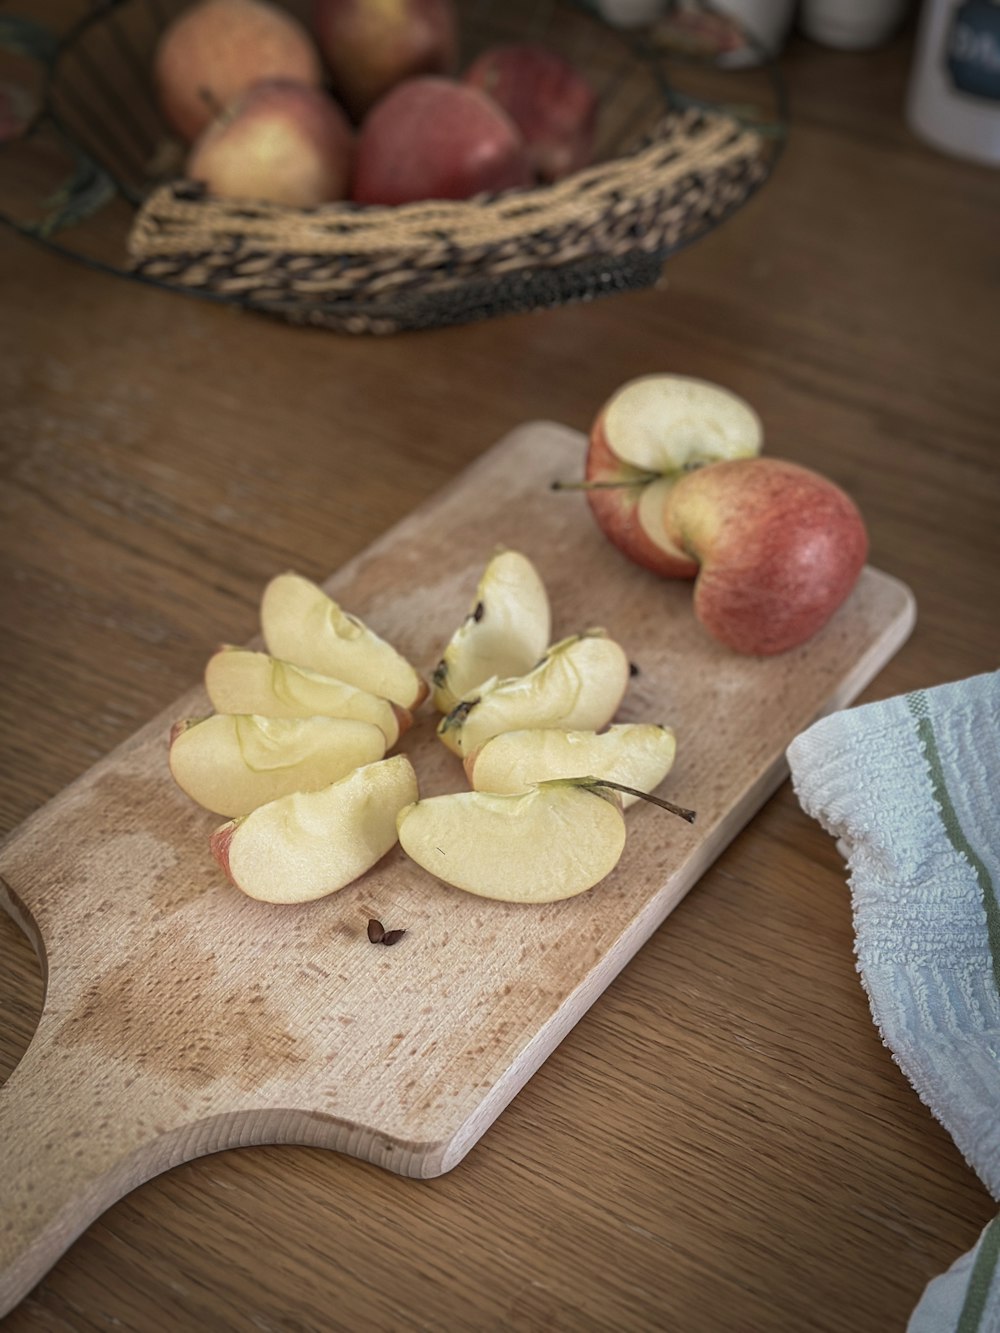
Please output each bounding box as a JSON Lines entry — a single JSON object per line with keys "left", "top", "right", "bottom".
{"left": 2, "top": 11, "right": 998, "bottom": 1331}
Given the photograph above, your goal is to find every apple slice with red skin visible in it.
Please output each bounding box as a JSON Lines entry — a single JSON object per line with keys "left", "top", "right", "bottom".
{"left": 581, "top": 374, "right": 763, "bottom": 579}
{"left": 662, "top": 457, "right": 869, "bottom": 655}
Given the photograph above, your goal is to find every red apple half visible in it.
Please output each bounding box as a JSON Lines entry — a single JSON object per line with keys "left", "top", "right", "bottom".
{"left": 661, "top": 456, "right": 869, "bottom": 655}
{"left": 584, "top": 374, "right": 764, "bottom": 579}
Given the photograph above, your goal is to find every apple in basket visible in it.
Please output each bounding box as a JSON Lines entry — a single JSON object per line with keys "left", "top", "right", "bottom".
{"left": 154, "top": 0, "right": 323, "bottom": 143}
{"left": 352, "top": 77, "right": 532, "bottom": 205}
{"left": 185, "top": 80, "right": 354, "bottom": 207}
{"left": 463, "top": 43, "right": 599, "bottom": 183}
{"left": 312, "top": 0, "right": 459, "bottom": 120}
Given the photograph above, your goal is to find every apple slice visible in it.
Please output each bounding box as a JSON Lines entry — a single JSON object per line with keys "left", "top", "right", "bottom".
{"left": 431, "top": 549, "right": 551, "bottom": 714}
{"left": 261, "top": 572, "right": 428, "bottom": 711}
{"left": 436, "top": 630, "right": 630, "bottom": 757}
{"left": 397, "top": 779, "right": 627, "bottom": 902}
{"left": 580, "top": 374, "right": 763, "bottom": 579}
{"left": 464, "top": 723, "right": 676, "bottom": 807}
{"left": 204, "top": 646, "right": 409, "bottom": 746}
{"left": 211, "top": 755, "right": 419, "bottom": 903}
{"left": 169, "top": 713, "right": 386, "bottom": 816}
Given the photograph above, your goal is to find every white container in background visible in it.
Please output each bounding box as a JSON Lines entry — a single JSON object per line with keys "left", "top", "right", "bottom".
{"left": 906, "top": 0, "right": 1000, "bottom": 165}
{"left": 799, "top": 0, "right": 912, "bottom": 48}
{"left": 711, "top": 0, "right": 799, "bottom": 64}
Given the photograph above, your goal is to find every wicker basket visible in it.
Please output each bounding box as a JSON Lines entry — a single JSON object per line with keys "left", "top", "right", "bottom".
{"left": 6, "top": 0, "right": 782, "bottom": 334}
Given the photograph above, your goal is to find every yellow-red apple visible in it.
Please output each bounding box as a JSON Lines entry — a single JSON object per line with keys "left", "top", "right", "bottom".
{"left": 154, "top": 0, "right": 323, "bottom": 143}
{"left": 313, "top": 0, "right": 458, "bottom": 119}
{"left": 661, "top": 457, "right": 869, "bottom": 655}
{"left": 352, "top": 77, "right": 531, "bottom": 205}
{"left": 581, "top": 374, "right": 763, "bottom": 579}
{"left": 186, "top": 80, "right": 354, "bottom": 206}
{"left": 463, "top": 43, "right": 598, "bottom": 182}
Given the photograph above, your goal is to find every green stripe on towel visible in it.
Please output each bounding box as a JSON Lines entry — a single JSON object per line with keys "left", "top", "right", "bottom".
{"left": 956, "top": 1215, "right": 1000, "bottom": 1333}
{"left": 907, "top": 692, "right": 1000, "bottom": 995}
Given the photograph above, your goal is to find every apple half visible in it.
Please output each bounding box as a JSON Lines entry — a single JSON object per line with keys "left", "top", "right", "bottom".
{"left": 431, "top": 549, "right": 551, "bottom": 714}
{"left": 583, "top": 374, "right": 763, "bottom": 579}
{"left": 436, "top": 629, "right": 630, "bottom": 757}
{"left": 169, "top": 713, "right": 386, "bottom": 816}
{"left": 261, "top": 572, "right": 428, "bottom": 711}
{"left": 205, "top": 645, "right": 409, "bottom": 746}
{"left": 397, "top": 779, "right": 627, "bottom": 903}
{"left": 464, "top": 723, "right": 676, "bottom": 807}
{"left": 211, "top": 754, "right": 419, "bottom": 903}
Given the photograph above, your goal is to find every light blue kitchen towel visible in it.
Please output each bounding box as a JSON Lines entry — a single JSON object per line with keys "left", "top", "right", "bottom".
{"left": 786, "top": 670, "right": 1000, "bottom": 1333}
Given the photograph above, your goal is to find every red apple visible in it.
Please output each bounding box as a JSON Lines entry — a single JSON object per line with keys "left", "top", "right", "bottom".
{"left": 660, "top": 457, "right": 869, "bottom": 654}
{"left": 352, "top": 77, "right": 532, "bottom": 206}
{"left": 312, "top": 0, "right": 458, "bottom": 119}
{"left": 463, "top": 43, "right": 598, "bottom": 183}
{"left": 186, "top": 80, "right": 354, "bottom": 207}
{"left": 583, "top": 374, "right": 763, "bottom": 579}
{"left": 154, "top": 0, "right": 323, "bottom": 144}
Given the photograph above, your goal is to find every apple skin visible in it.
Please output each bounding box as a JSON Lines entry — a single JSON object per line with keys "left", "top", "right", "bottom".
{"left": 312, "top": 0, "right": 458, "bottom": 120}
{"left": 584, "top": 422, "right": 699, "bottom": 579}
{"left": 662, "top": 457, "right": 869, "bottom": 655}
{"left": 352, "top": 77, "right": 532, "bottom": 206}
{"left": 186, "top": 80, "right": 354, "bottom": 207}
{"left": 154, "top": 0, "right": 323, "bottom": 144}
{"left": 463, "top": 43, "right": 598, "bottom": 183}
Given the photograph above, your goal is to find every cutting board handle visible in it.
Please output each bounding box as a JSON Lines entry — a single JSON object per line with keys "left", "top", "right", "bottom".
{"left": 0, "top": 1015, "right": 174, "bottom": 1319}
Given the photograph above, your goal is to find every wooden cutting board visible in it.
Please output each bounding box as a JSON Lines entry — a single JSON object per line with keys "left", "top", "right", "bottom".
{"left": 0, "top": 422, "right": 915, "bottom": 1316}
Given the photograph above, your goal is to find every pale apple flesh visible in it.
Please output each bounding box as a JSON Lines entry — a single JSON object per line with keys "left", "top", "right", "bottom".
{"left": 437, "top": 630, "right": 630, "bottom": 757}
{"left": 205, "top": 646, "right": 409, "bottom": 746}
{"left": 169, "top": 713, "right": 386, "bottom": 816}
{"left": 261, "top": 572, "right": 428, "bottom": 711}
{"left": 464, "top": 723, "right": 676, "bottom": 806}
{"left": 211, "top": 755, "right": 419, "bottom": 903}
{"left": 154, "top": 0, "right": 323, "bottom": 143}
{"left": 583, "top": 374, "right": 763, "bottom": 579}
{"left": 432, "top": 549, "right": 551, "bottom": 713}
{"left": 663, "top": 457, "right": 869, "bottom": 655}
{"left": 186, "top": 80, "right": 354, "bottom": 207}
{"left": 396, "top": 779, "right": 627, "bottom": 902}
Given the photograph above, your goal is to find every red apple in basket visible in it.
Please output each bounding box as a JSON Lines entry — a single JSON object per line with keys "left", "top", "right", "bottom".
{"left": 655, "top": 457, "right": 869, "bottom": 655}
{"left": 463, "top": 43, "right": 598, "bottom": 182}
{"left": 581, "top": 374, "right": 765, "bottom": 579}
{"left": 352, "top": 77, "right": 532, "bottom": 206}
{"left": 186, "top": 81, "right": 354, "bottom": 207}
{"left": 312, "top": 0, "right": 458, "bottom": 119}
{"left": 154, "top": 0, "right": 323, "bottom": 143}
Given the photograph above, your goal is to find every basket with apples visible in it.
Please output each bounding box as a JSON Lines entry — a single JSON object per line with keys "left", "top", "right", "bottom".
{"left": 28, "top": 0, "right": 779, "bottom": 332}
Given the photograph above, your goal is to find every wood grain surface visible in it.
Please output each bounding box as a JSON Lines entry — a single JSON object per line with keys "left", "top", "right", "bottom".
{"left": 2, "top": 7, "right": 999, "bottom": 1331}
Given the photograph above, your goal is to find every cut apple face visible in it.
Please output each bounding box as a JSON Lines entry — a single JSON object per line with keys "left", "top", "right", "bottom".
{"left": 583, "top": 374, "right": 763, "bottom": 580}
{"left": 465, "top": 723, "right": 676, "bottom": 807}
{"left": 204, "top": 646, "right": 409, "bottom": 746}
{"left": 396, "top": 779, "right": 627, "bottom": 903}
{"left": 169, "top": 713, "right": 387, "bottom": 817}
{"left": 261, "top": 572, "right": 428, "bottom": 711}
{"left": 211, "top": 754, "right": 419, "bottom": 904}
{"left": 431, "top": 549, "right": 551, "bottom": 714}
{"left": 436, "top": 630, "right": 630, "bottom": 757}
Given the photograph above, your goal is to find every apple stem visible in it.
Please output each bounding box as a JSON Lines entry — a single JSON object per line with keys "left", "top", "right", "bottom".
{"left": 589, "top": 779, "right": 697, "bottom": 824}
